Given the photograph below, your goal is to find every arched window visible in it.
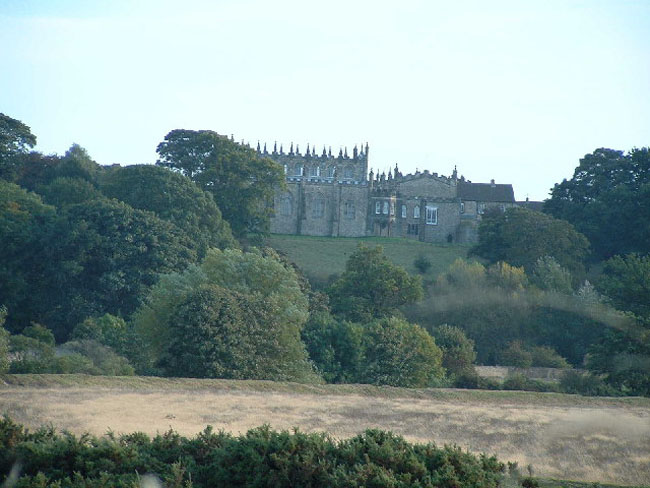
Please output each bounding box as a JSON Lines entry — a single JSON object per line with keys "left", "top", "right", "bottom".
{"left": 414, "top": 206, "right": 420, "bottom": 219}
{"left": 401, "top": 205, "right": 407, "bottom": 218}
{"left": 383, "top": 202, "right": 389, "bottom": 215}
{"left": 309, "top": 166, "right": 318, "bottom": 177}
{"left": 312, "top": 197, "right": 325, "bottom": 218}
{"left": 328, "top": 166, "right": 336, "bottom": 178}
{"left": 294, "top": 164, "right": 303, "bottom": 176}
{"left": 375, "top": 201, "right": 381, "bottom": 214}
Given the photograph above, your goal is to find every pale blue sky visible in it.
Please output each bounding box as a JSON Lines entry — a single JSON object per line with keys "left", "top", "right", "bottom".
{"left": 2, "top": 0, "right": 649, "bottom": 200}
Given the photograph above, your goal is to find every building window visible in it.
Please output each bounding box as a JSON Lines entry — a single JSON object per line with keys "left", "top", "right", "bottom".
{"left": 407, "top": 224, "right": 419, "bottom": 235}
{"left": 401, "top": 205, "right": 407, "bottom": 218}
{"left": 280, "top": 195, "right": 292, "bottom": 216}
{"left": 294, "top": 164, "right": 303, "bottom": 176}
{"left": 478, "top": 203, "right": 485, "bottom": 215}
{"left": 426, "top": 206, "right": 438, "bottom": 225}
{"left": 344, "top": 201, "right": 355, "bottom": 219}
{"left": 312, "top": 198, "right": 325, "bottom": 218}
{"left": 414, "top": 206, "right": 420, "bottom": 219}
{"left": 309, "top": 166, "right": 318, "bottom": 177}
{"left": 283, "top": 164, "right": 287, "bottom": 174}
{"left": 383, "top": 201, "right": 389, "bottom": 215}
{"left": 343, "top": 166, "right": 354, "bottom": 179}
{"left": 375, "top": 201, "right": 381, "bottom": 214}
{"left": 328, "top": 166, "right": 335, "bottom": 178}
{"left": 460, "top": 202, "right": 465, "bottom": 214}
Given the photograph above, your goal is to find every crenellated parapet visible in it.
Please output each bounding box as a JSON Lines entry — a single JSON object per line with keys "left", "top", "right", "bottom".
{"left": 259, "top": 141, "right": 369, "bottom": 183}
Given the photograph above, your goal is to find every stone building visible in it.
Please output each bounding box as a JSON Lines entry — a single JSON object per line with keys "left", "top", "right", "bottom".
{"left": 263, "top": 142, "right": 516, "bottom": 244}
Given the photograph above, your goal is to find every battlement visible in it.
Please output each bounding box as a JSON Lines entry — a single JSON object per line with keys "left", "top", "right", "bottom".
{"left": 259, "top": 141, "right": 369, "bottom": 182}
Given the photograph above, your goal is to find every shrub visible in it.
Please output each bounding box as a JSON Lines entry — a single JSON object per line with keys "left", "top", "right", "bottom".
{"left": 529, "top": 345, "right": 569, "bottom": 368}
{"left": 58, "top": 340, "right": 134, "bottom": 376}
{"left": 499, "top": 341, "right": 533, "bottom": 368}
{"left": 559, "top": 370, "right": 618, "bottom": 396}
{"left": 413, "top": 254, "right": 432, "bottom": 274}
{"left": 0, "top": 417, "right": 505, "bottom": 488}
{"left": 502, "top": 373, "right": 559, "bottom": 393}
{"left": 431, "top": 324, "right": 477, "bottom": 378}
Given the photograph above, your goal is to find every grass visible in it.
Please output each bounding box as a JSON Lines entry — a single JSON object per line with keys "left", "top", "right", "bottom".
{"left": 265, "top": 234, "right": 470, "bottom": 285}
{"left": 1, "top": 374, "right": 649, "bottom": 486}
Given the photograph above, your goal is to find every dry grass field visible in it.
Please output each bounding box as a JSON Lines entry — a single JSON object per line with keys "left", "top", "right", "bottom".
{"left": 1, "top": 375, "right": 649, "bottom": 486}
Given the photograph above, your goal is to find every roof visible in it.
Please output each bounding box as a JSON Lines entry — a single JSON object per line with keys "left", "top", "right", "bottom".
{"left": 458, "top": 181, "right": 515, "bottom": 202}
{"left": 516, "top": 200, "right": 545, "bottom": 212}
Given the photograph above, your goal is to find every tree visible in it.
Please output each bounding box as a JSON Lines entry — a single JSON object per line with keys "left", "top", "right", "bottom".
{"left": 545, "top": 147, "right": 650, "bottom": 259}
{"left": 358, "top": 317, "right": 444, "bottom": 387}
{"left": 133, "top": 248, "right": 317, "bottom": 381}
{"left": 597, "top": 253, "right": 650, "bottom": 318}
{"left": 156, "top": 130, "right": 285, "bottom": 237}
{"left": 530, "top": 256, "right": 573, "bottom": 294}
{"left": 100, "top": 164, "right": 236, "bottom": 256}
{"left": 471, "top": 207, "right": 590, "bottom": 280}
{"left": 431, "top": 324, "right": 477, "bottom": 377}
{"left": 0, "top": 113, "right": 37, "bottom": 181}
{"left": 328, "top": 245, "right": 423, "bottom": 322}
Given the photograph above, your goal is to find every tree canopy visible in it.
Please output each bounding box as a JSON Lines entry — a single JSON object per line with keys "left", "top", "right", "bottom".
{"left": 471, "top": 207, "right": 590, "bottom": 280}
{"left": 156, "top": 129, "right": 285, "bottom": 237}
{"left": 0, "top": 113, "right": 37, "bottom": 180}
{"left": 327, "top": 245, "right": 423, "bottom": 322}
{"left": 544, "top": 147, "right": 650, "bottom": 259}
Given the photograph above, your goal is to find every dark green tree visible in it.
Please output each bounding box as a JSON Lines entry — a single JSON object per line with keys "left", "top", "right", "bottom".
{"left": 100, "top": 164, "right": 236, "bottom": 255}
{"left": 0, "top": 113, "right": 37, "bottom": 181}
{"left": 545, "top": 147, "right": 650, "bottom": 259}
{"left": 431, "top": 324, "right": 477, "bottom": 377}
{"left": 597, "top": 253, "right": 650, "bottom": 318}
{"left": 156, "top": 129, "right": 285, "bottom": 237}
{"left": 471, "top": 207, "right": 590, "bottom": 280}
{"left": 328, "top": 245, "right": 423, "bottom": 322}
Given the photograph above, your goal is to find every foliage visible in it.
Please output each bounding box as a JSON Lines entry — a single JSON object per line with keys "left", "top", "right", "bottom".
{"left": 529, "top": 345, "right": 570, "bottom": 368}
{"left": 301, "top": 312, "right": 364, "bottom": 383}
{"left": 133, "top": 248, "right": 316, "bottom": 382}
{"left": 487, "top": 261, "right": 528, "bottom": 291}
{"left": 358, "top": 317, "right": 445, "bottom": 387}
{"left": 156, "top": 129, "right": 285, "bottom": 237}
{"left": 54, "top": 143, "right": 101, "bottom": 183}
{"left": 0, "top": 113, "right": 37, "bottom": 181}
{"left": 414, "top": 254, "right": 432, "bottom": 274}
{"left": 431, "top": 325, "right": 477, "bottom": 377}
{"left": 0, "top": 306, "right": 9, "bottom": 374}
{"left": 544, "top": 147, "right": 650, "bottom": 259}
{"left": 501, "top": 374, "right": 559, "bottom": 393}
{"left": 0, "top": 417, "right": 504, "bottom": 488}
{"left": 471, "top": 207, "right": 590, "bottom": 280}
{"left": 437, "top": 258, "right": 486, "bottom": 288}
{"left": 530, "top": 256, "right": 573, "bottom": 294}
{"left": 100, "top": 164, "right": 236, "bottom": 255}
{"left": 21, "top": 323, "right": 55, "bottom": 346}
{"left": 596, "top": 253, "right": 650, "bottom": 318}
{"left": 499, "top": 341, "right": 533, "bottom": 368}
{"left": 559, "top": 370, "right": 618, "bottom": 396}
{"left": 586, "top": 317, "right": 650, "bottom": 396}
{"left": 37, "top": 176, "right": 105, "bottom": 208}
{"left": 328, "top": 245, "right": 423, "bottom": 322}
{"left": 58, "top": 340, "right": 135, "bottom": 376}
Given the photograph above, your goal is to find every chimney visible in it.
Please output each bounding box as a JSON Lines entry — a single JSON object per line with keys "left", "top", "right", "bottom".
{"left": 490, "top": 179, "right": 496, "bottom": 187}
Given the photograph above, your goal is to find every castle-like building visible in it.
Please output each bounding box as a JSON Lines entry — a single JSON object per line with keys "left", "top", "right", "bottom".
{"left": 259, "top": 142, "right": 517, "bottom": 244}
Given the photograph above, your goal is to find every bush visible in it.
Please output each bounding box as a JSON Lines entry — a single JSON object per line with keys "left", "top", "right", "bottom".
{"left": 502, "top": 373, "right": 559, "bottom": 393}
{"left": 0, "top": 417, "right": 505, "bottom": 488}
{"left": 529, "top": 345, "right": 569, "bottom": 368}
{"left": 431, "top": 324, "right": 477, "bottom": 378}
{"left": 499, "top": 341, "right": 533, "bottom": 368}
{"left": 58, "top": 340, "right": 134, "bottom": 376}
{"left": 413, "top": 254, "right": 432, "bottom": 274}
{"left": 559, "top": 370, "right": 618, "bottom": 396}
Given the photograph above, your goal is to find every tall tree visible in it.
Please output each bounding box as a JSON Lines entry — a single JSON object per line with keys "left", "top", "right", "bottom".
{"left": 0, "top": 113, "right": 37, "bottom": 181}
{"left": 328, "top": 245, "right": 423, "bottom": 322}
{"left": 156, "top": 130, "right": 285, "bottom": 237}
{"left": 100, "top": 164, "right": 237, "bottom": 255}
{"left": 471, "top": 207, "right": 590, "bottom": 280}
{"left": 545, "top": 147, "right": 650, "bottom": 259}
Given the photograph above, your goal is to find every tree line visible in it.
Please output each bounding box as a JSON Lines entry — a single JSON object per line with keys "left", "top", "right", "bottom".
{"left": 0, "top": 112, "right": 648, "bottom": 396}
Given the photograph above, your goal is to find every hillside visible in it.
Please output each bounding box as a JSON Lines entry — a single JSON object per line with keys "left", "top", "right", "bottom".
{"left": 266, "top": 234, "right": 469, "bottom": 285}
{"left": 1, "top": 375, "right": 649, "bottom": 486}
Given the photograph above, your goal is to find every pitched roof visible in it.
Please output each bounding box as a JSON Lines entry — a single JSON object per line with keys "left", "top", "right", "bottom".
{"left": 516, "top": 200, "right": 545, "bottom": 212}
{"left": 458, "top": 181, "right": 515, "bottom": 202}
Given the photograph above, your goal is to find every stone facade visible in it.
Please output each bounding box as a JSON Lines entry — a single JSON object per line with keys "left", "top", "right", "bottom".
{"left": 264, "top": 143, "right": 516, "bottom": 243}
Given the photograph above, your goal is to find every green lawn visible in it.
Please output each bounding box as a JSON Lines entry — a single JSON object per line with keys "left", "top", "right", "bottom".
{"left": 265, "top": 234, "right": 470, "bottom": 285}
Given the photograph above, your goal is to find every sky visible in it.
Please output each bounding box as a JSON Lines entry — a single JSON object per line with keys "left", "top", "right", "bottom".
{"left": 1, "top": 0, "right": 649, "bottom": 201}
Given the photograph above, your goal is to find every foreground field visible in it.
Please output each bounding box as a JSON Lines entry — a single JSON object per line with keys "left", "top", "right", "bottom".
{"left": 1, "top": 375, "right": 648, "bottom": 485}
{"left": 266, "top": 234, "right": 469, "bottom": 284}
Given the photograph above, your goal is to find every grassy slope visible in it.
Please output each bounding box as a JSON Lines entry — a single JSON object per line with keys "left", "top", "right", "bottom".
{"left": 266, "top": 234, "right": 469, "bottom": 285}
